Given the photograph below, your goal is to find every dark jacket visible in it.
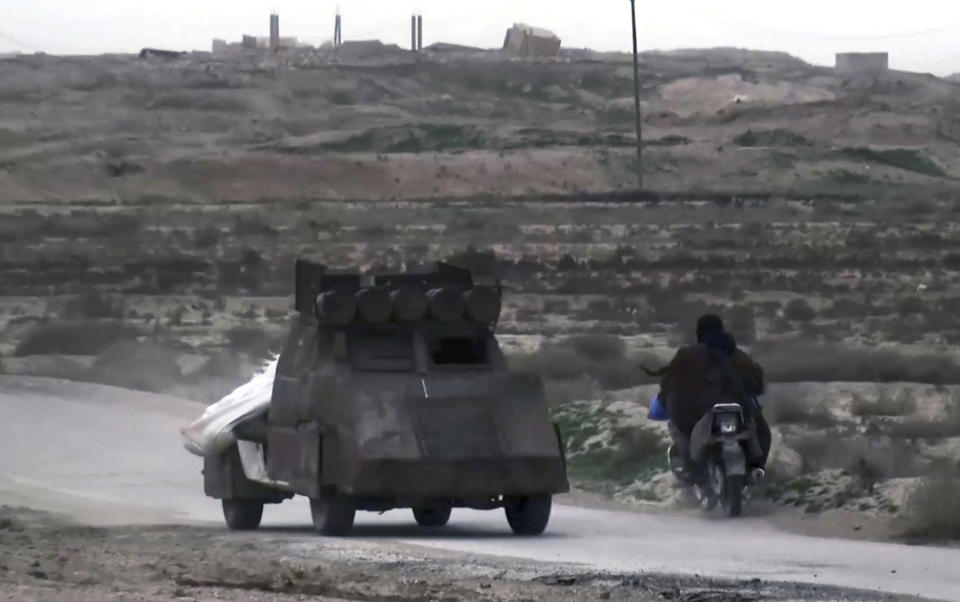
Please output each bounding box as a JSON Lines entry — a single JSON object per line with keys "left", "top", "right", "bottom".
{"left": 660, "top": 342, "right": 764, "bottom": 435}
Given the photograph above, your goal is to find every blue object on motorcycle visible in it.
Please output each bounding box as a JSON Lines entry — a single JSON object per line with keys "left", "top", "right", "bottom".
{"left": 648, "top": 393, "right": 670, "bottom": 421}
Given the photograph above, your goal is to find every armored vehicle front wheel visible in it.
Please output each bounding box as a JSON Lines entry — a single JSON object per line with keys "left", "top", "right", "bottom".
{"left": 413, "top": 503, "right": 452, "bottom": 527}
{"left": 221, "top": 499, "right": 264, "bottom": 530}
{"left": 309, "top": 492, "right": 356, "bottom": 536}
{"left": 504, "top": 494, "right": 552, "bottom": 535}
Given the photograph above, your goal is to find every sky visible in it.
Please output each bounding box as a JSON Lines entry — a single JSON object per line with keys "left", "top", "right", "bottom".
{"left": 1, "top": 0, "right": 959, "bottom": 75}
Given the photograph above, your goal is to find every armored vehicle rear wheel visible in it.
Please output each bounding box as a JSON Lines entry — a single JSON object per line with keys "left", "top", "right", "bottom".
{"left": 309, "top": 492, "right": 355, "bottom": 536}
{"left": 413, "top": 504, "right": 452, "bottom": 527}
{"left": 222, "top": 499, "right": 263, "bottom": 530}
{"left": 504, "top": 494, "right": 551, "bottom": 535}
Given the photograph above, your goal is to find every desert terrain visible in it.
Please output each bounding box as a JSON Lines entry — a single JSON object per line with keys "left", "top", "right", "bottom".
{"left": 2, "top": 43, "right": 960, "bottom": 599}
{"left": 3, "top": 376, "right": 954, "bottom": 601}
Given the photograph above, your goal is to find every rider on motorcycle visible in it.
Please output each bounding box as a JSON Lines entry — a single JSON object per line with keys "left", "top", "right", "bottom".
{"left": 657, "top": 314, "right": 770, "bottom": 485}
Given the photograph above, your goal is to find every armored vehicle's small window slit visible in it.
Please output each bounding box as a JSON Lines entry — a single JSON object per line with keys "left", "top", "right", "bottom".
{"left": 430, "top": 336, "right": 489, "bottom": 366}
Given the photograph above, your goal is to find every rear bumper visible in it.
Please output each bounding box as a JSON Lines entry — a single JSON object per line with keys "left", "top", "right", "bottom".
{"left": 339, "top": 457, "right": 569, "bottom": 498}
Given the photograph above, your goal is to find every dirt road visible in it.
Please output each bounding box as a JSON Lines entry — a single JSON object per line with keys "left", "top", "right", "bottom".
{"left": 2, "top": 375, "right": 958, "bottom": 601}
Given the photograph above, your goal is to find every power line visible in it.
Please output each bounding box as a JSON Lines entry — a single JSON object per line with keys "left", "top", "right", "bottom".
{"left": 629, "top": 0, "right": 643, "bottom": 190}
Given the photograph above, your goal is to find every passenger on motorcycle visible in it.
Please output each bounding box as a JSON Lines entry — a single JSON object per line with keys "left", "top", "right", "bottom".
{"left": 655, "top": 314, "right": 770, "bottom": 485}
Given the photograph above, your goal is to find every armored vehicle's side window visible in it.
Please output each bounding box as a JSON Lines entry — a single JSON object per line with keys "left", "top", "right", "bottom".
{"left": 427, "top": 334, "right": 490, "bottom": 366}
{"left": 347, "top": 327, "right": 415, "bottom": 372}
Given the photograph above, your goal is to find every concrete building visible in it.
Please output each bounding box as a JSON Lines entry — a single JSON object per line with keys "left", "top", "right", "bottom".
{"left": 212, "top": 38, "right": 238, "bottom": 56}
{"left": 503, "top": 23, "right": 561, "bottom": 59}
{"left": 836, "top": 52, "right": 889, "bottom": 75}
{"left": 212, "top": 12, "right": 298, "bottom": 57}
{"left": 236, "top": 34, "right": 297, "bottom": 50}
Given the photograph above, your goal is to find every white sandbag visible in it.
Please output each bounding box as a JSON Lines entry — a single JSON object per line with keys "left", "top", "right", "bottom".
{"left": 180, "top": 356, "right": 278, "bottom": 457}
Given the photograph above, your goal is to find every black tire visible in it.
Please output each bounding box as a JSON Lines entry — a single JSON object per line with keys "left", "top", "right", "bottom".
{"left": 309, "top": 492, "right": 355, "bottom": 536}
{"left": 504, "top": 495, "right": 552, "bottom": 535}
{"left": 413, "top": 504, "right": 452, "bottom": 527}
{"left": 722, "top": 474, "right": 744, "bottom": 518}
{"left": 221, "top": 499, "right": 263, "bottom": 531}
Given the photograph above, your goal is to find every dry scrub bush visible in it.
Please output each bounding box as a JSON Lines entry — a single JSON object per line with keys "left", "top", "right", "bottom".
{"left": 567, "top": 334, "right": 626, "bottom": 361}
{"left": 890, "top": 393, "right": 960, "bottom": 439}
{"left": 61, "top": 293, "right": 126, "bottom": 320}
{"left": 902, "top": 476, "right": 960, "bottom": 539}
{"left": 783, "top": 298, "right": 816, "bottom": 322}
{"left": 823, "top": 298, "right": 870, "bottom": 319}
{"left": 851, "top": 390, "right": 917, "bottom": 417}
{"left": 543, "top": 377, "right": 602, "bottom": 405}
{"left": 508, "top": 335, "right": 652, "bottom": 393}
{"left": 646, "top": 292, "right": 718, "bottom": 328}
{"left": 576, "top": 299, "right": 642, "bottom": 324}
{"left": 91, "top": 341, "right": 182, "bottom": 393}
{"left": 766, "top": 391, "right": 836, "bottom": 427}
{"left": 13, "top": 321, "right": 141, "bottom": 357}
{"left": 754, "top": 341, "right": 960, "bottom": 384}
{"left": 791, "top": 431, "right": 926, "bottom": 478}
{"left": 608, "top": 427, "right": 669, "bottom": 482}
{"left": 727, "top": 305, "right": 757, "bottom": 344}
{"left": 176, "top": 350, "right": 249, "bottom": 403}
{"left": 225, "top": 326, "right": 284, "bottom": 360}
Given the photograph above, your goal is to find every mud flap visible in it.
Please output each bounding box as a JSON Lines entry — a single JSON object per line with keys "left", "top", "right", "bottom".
{"left": 722, "top": 440, "right": 746, "bottom": 476}
{"left": 553, "top": 422, "right": 567, "bottom": 474}
{"left": 237, "top": 440, "right": 292, "bottom": 490}
{"left": 203, "top": 445, "right": 290, "bottom": 502}
{"left": 551, "top": 422, "right": 571, "bottom": 494}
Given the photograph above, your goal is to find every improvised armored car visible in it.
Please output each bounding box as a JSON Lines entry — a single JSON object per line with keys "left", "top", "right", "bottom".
{"left": 202, "top": 259, "right": 569, "bottom": 535}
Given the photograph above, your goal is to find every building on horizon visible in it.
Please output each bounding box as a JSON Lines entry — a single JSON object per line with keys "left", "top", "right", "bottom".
{"left": 503, "top": 23, "right": 561, "bottom": 59}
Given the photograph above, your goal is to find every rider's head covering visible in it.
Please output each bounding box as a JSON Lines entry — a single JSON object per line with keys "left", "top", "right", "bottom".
{"left": 696, "top": 314, "right": 724, "bottom": 343}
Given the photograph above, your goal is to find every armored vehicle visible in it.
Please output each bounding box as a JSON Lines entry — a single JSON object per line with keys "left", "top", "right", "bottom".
{"left": 202, "top": 259, "right": 569, "bottom": 536}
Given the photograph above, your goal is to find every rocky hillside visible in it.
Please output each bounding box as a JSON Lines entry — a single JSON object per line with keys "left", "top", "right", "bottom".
{"left": 1, "top": 48, "right": 959, "bottom": 204}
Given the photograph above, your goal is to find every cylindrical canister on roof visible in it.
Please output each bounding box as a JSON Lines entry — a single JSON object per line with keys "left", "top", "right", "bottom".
{"left": 427, "top": 287, "right": 465, "bottom": 323}
{"left": 391, "top": 286, "right": 429, "bottom": 322}
{"left": 463, "top": 286, "right": 501, "bottom": 324}
{"left": 315, "top": 290, "right": 357, "bottom": 326}
{"left": 355, "top": 287, "right": 392, "bottom": 323}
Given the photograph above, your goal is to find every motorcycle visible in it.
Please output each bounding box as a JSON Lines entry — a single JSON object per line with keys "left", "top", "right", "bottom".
{"left": 664, "top": 402, "right": 760, "bottom": 517}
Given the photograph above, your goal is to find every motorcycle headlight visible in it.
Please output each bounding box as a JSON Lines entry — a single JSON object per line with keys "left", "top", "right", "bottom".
{"left": 717, "top": 414, "right": 739, "bottom": 434}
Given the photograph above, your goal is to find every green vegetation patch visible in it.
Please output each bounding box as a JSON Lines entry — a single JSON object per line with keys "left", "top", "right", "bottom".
{"left": 551, "top": 401, "right": 668, "bottom": 489}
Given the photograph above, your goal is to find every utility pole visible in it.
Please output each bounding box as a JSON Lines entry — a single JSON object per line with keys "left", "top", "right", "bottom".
{"left": 629, "top": 0, "right": 643, "bottom": 190}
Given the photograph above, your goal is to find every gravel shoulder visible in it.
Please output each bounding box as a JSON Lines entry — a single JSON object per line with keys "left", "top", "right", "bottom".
{"left": 0, "top": 507, "right": 931, "bottom": 602}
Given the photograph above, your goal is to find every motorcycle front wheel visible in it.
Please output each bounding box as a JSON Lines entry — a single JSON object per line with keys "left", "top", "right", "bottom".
{"left": 709, "top": 460, "right": 743, "bottom": 518}
{"left": 721, "top": 474, "right": 743, "bottom": 517}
